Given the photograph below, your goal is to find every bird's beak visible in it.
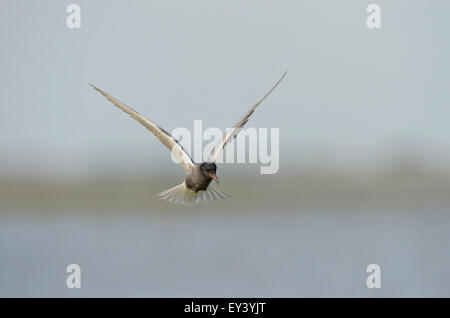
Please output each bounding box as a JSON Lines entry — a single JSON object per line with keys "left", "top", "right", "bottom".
{"left": 209, "top": 173, "right": 219, "bottom": 184}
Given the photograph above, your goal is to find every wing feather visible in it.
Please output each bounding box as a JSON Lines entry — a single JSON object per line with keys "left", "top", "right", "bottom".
{"left": 90, "top": 84, "right": 195, "bottom": 174}
{"left": 207, "top": 71, "right": 287, "bottom": 162}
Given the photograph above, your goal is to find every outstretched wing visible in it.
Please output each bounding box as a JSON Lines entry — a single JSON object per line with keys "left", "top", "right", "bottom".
{"left": 207, "top": 71, "right": 287, "bottom": 163}
{"left": 90, "top": 84, "right": 195, "bottom": 174}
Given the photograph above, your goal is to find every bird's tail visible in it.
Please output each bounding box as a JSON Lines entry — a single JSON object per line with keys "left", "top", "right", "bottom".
{"left": 157, "top": 182, "right": 229, "bottom": 205}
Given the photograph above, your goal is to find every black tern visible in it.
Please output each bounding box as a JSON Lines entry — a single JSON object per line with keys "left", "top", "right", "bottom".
{"left": 90, "top": 71, "right": 287, "bottom": 204}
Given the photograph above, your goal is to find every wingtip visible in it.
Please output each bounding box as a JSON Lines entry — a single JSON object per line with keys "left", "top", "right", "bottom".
{"left": 90, "top": 83, "right": 104, "bottom": 93}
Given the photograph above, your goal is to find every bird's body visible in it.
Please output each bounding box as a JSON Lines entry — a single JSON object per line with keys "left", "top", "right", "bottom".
{"left": 157, "top": 162, "right": 228, "bottom": 204}
{"left": 90, "top": 71, "right": 287, "bottom": 204}
{"left": 185, "top": 163, "right": 216, "bottom": 193}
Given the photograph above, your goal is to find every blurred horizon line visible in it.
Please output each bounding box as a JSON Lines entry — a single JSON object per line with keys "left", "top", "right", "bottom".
{"left": 2, "top": 139, "right": 450, "bottom": 181}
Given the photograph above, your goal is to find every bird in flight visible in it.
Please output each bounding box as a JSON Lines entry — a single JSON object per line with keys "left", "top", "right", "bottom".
{"left": 90, "top": 71, "right": 287, "bottom": 204}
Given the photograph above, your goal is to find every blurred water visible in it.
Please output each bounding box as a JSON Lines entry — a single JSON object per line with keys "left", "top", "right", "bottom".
{"left": 1, "top": 208, "right": 449, "bottom": 297}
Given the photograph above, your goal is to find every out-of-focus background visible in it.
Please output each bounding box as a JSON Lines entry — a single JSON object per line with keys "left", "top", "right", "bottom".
{"left": 1, "top": 0, "right": 449, "bottom": 297}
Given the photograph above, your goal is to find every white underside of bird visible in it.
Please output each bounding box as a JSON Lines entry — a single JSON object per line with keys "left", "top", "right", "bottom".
{"left": 157, "top": 182, "right": 230, "bottom": 205}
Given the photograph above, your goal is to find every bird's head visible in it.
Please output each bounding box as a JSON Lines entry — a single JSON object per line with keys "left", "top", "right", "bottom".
{"left": 200, "top": 162, "right": 219, "bottom": 184}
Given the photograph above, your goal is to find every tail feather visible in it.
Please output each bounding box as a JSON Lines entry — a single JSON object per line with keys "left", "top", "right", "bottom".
{"left": 158, "top": 182, "right": 229, "bottom": 205}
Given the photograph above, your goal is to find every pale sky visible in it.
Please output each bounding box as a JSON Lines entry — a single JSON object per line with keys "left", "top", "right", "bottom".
{"left": 1, "top": 1, "right": 449, "bottom": 177}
